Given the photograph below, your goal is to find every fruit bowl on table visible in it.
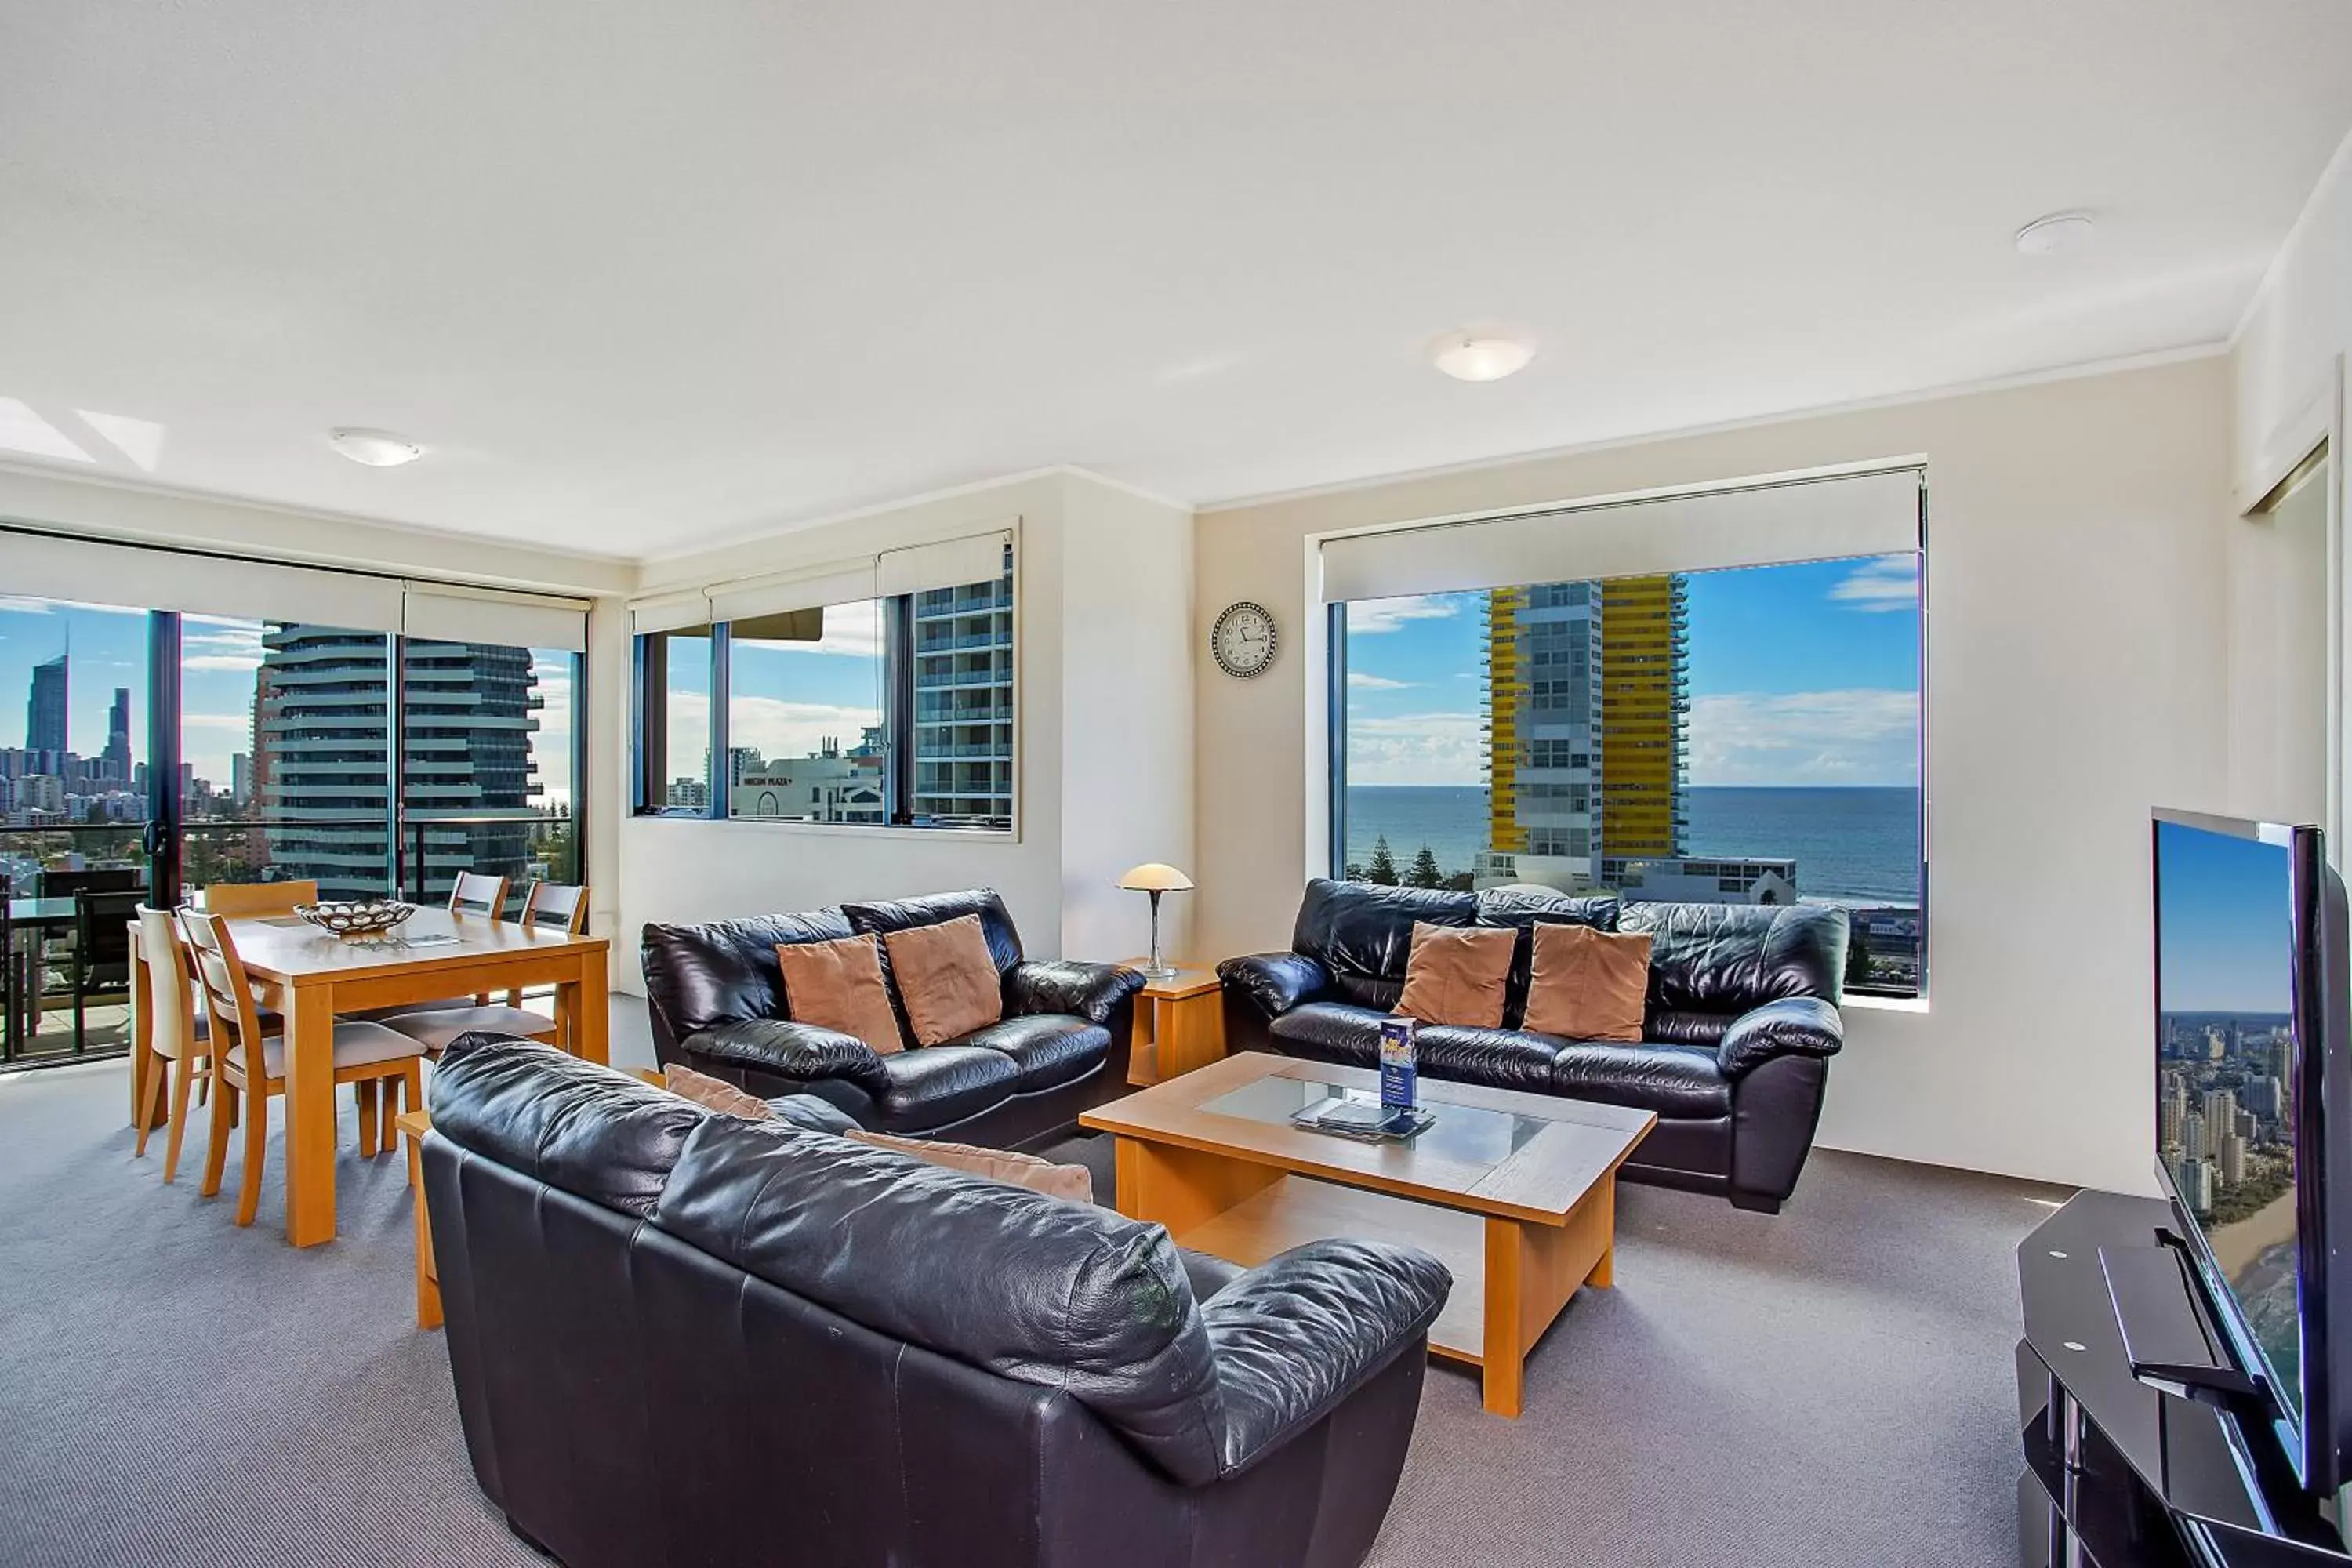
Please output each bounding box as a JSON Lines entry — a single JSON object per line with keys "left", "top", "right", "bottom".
{"left": 292, "top": 900, "right": 416, "bottom": 940}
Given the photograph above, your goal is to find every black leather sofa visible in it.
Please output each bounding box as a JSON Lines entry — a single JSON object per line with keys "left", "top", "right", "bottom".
{"left": 641, "top": 888, "right": 1145, "bottom": 1150}
{"left": 1221, "top": 880, "right": 1850, "bottom": 1212}
{"left": 424, "top": 1038, "right": 1450, "bottom": 1568}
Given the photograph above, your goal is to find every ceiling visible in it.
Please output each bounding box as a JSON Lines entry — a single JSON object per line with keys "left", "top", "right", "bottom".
{"left": 3, "top": 2, "right": 2349, "bottom": 561}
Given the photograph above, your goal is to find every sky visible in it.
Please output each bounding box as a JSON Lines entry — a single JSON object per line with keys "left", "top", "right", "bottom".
{"left": 0, "top": 595, "right": 575, "bottom": 804}
{"left": 2156, "top": 821, "right": 2294, "bottom": 1015}
{"left": 661, "top": 602, "right": 885, "bottom": 785}
{"left": 1341, "top": 553, "right": 1923, "bottom": 787}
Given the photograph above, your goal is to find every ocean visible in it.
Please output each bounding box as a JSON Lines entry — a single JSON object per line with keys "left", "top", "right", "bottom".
{"left": 1342, "top": 785, "right": 1922, "bottom": 906}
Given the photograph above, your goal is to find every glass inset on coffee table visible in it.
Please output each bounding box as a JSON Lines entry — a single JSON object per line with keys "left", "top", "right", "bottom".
{"left": 1082, "top": 1051, "right": 1656, "bottom": 1417}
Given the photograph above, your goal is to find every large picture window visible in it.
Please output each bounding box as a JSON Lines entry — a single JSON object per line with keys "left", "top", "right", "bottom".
{"left": 633, "top": 538, "right": 1014, "bottom": 830}
{"left": 1328, "top": 474, "right": 1924, "bottom": 996}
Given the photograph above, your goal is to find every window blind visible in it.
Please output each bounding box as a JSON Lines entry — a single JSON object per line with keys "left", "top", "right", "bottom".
{"left": 876, "top": 531, "right": 1011, "bottom": 598}
{"left": 401, "top": 583, "right": 589, "bottom": 652}
{"left": 1316, "top": 468, "right": 1922, "bottom": 603}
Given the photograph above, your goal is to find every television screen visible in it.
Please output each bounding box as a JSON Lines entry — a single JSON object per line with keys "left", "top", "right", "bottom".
{"left": 2154, "top": 817, "right": 2303, "bottom": 1426}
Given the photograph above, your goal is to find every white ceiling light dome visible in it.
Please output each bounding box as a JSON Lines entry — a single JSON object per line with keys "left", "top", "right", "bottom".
{"left": 1432, "top": 335, "right": 1537, "bottom": 383}
{"left": 2013, "top": 211, "right": 2096, "bottom": 256}
{"left": 328, "top": 427, "right": 425, "bottom": 466}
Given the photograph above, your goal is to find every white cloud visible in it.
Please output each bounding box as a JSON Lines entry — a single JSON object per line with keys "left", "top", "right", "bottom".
{"left": 1686, "top": 689, "right": 1918, "bottom": 786}
{"left": 1345, "top": 595, "right": 1462, "bottom": 635}
{"left": 734, "top": 601, "right": 886, "bottom": 659}
{"left": 1828, "top": 557, "right": 1918, "bottom": 612}
{"left": 664, "top": 690, "right": 882, "bottom": 769}
{"left": 183, "top": 654, "right": 263, "bottom": 673}
{"left": 0, "top": 594, "right": 147, "bottom": 616}
{"left": 180, "top": 712, "right": 251, "bottom": 730}
{"left": 1347, "top": 671, "right": 1419, "bottom": 690}
{"left": 1346, "top": 709, "right": 1485, "bottom": 786}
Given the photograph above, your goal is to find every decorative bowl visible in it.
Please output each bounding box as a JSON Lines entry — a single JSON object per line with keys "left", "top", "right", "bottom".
{"left": 293, "top": 900, "right": 416, "bottom": 940}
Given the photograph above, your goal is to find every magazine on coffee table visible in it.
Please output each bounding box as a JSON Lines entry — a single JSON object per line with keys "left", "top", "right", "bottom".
{"left": 1290, "top": 1093, "right": 1436, "bottom": 1142}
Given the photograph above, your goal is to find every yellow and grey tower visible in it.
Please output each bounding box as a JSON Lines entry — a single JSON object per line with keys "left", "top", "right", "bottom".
{"left": 1597, "top": 575, "right": 1689, "bottom": 860}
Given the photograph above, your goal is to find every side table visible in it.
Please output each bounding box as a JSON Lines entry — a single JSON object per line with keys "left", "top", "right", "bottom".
{"left": 1122, "top": 964, "right": 1225, "bottom": 1086}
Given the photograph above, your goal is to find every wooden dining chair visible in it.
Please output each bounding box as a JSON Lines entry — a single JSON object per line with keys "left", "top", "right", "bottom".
{"left": 201, "top": 880, "right": 320, "bottom": 918}
{"left": 379, "top": 882, "right": 591, "bottom": 1057}
{"left": 179, "top": 909, "right": 427, "bottom": 1228}
{"left": 448, "top": 871, "right": 510, "bottom": 920}
{"left": 132, "top": 906, "right": 215, "bottom": 1182}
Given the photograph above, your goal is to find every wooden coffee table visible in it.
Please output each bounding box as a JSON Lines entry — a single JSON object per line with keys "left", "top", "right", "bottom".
{"left": 1080, "top": 1051, "right": 1654, "bottom": 1417}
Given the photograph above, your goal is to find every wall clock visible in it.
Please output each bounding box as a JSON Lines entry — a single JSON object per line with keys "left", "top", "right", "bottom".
{"left": 1210, "top": 601, "right": 1279, "bottom": 678}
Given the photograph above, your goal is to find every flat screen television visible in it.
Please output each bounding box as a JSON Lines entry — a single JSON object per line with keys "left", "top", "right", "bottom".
{"left": 2152, "top": 808, "right": 2352, "bottom": 1494}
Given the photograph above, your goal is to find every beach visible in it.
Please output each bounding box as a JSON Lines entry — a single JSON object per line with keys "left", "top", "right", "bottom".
{"left": 2210, "top": 1186, "right": 2299, "bottom": 1278}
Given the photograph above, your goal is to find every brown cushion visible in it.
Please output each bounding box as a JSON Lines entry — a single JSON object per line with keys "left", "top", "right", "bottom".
{"left": 1523, "top": 924, "right": 1653, "bottom": 1042}
{"left": 662, "top": 1062, "right": 775, "bottom": 1121}
{"left": 880, "top": 914, "right": 1004, "bottom": 1047}
{"left": 845, "top": 1128, "right": 1094, "bottom": 1203}
{"left": 776, "top": 934, "right": 906, "bottom": 1054}
{"left": 1392, "top": 921, "right": 1515, "bottom": 1029}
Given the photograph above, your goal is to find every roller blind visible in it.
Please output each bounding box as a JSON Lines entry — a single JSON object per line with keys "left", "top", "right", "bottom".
{"left": 706, "top": 558, "right": 878, "bottom": 624}
{"left": 2, "top": 528, "right": 407, "bottom": 633}
{"left": 628, "top": 589, "right": 713, "bottom": 637}
{"left": 402, "top": 583, "right": 589, "bottom": 652}
{"left": 1316, "top": 468, "right": 1922, "bottom": 603}
{"left": 877, "top": 531, "right": 1011, "bottom": 598}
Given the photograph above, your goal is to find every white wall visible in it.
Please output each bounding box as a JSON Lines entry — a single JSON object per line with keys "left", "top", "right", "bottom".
{"left": 2234, "top": 125, "right": 2351, "bottom": 510}
{"left": 616, "top": 470, "right": 1194, "bottom": 984}
{"left": 1193, "top": 356, "right": 2235, "bottom": 1196}
{"left": 2226, "top": 463, "right": 2332, "bottom": 827}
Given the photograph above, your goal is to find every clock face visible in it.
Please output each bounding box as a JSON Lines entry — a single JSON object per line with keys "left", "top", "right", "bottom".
{"left": 1212, "top": 601, "right": 1278, "bottom": 677}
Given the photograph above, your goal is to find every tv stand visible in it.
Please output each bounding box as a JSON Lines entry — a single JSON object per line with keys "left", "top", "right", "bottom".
{"left": 2020, "top": 1191, "right": 2349, "bottom": 1565}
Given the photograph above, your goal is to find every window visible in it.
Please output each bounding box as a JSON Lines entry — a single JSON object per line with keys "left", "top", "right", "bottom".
{"left": 633, "top": 537, "right": 1015, "bottom": 831}
{"left": 1332, "top": 503, "right": 1923, "bottom": 996}
{"left": 728, "top": 602, "right": 886, "bottom": 824}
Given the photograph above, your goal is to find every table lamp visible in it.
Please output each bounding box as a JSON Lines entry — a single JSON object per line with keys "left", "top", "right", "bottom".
{"left": 1117, "top": 863, "right": 1193, "bottom": 981}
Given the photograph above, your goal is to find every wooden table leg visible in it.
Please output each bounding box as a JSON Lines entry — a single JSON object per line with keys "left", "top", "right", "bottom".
{"left": 282, "top": 984, "right": 339, "bottom": 1248}
{"left": 1479, "top": 1180, "right": 1618, "bottom": 1417}
{"left": 561, "top": 949, "right": 609, "bottom": 1065}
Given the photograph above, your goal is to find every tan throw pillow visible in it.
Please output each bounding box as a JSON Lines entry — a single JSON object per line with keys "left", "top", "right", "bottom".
{"left": 776, "top": 934, "right": 906, "bottom": 1054}
{"left": 1392, "top": 922, "right": 1515, "bottom": 1029}
{"left": 880, "top": 914, "right": 1003, "bottom": 1046}
{"left": 1522, "top": 924, "right": 1653, "bottom": 1042}
{"left": 662, "top": 1062, "right": 775, "bottom": 1121}
{"left": 846, "top": 1129, "right": 1094, "bottom": 1204}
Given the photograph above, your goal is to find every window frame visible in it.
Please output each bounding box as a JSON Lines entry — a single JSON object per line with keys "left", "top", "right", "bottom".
{"left": 1326, "top": 510, "right": 1928, "bottom": 1000}
{"left": 630, "top": 553, "right": 1018, "bottom": 837}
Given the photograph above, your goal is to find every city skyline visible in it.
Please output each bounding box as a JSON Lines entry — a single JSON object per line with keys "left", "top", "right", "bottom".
{"left": 0, "top": 597, "right": 575, "bottom": 806}
{"left": 1343, "top": 554, "right": 1922, "bottom": 789}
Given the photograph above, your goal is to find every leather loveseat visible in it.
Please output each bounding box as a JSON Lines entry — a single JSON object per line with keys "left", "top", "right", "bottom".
{"left": 641, "top": 887, "right": 1145, "bottom": 1150}
{"left": 424, "top": 1037, "right": 1450, "bottom": 1568}
{"left": 1220, "top": 879, "right": 1850, "bottom": 1212}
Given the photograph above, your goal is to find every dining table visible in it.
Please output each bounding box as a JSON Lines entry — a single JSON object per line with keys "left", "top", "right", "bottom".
{"left": 126, "top": 905, "right": 611, "bottom": 1248}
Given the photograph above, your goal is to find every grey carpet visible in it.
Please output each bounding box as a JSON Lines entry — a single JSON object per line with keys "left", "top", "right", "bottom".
{"left": 0, "top": 1020, "right": 2061, "bottom": 1567}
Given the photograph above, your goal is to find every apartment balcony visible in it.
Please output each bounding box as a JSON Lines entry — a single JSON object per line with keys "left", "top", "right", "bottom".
{"left": 916, "top": 668, "right": 1012, "bottom": 690}
{"left": 916, "top": 630, "right": 1013, "bottom": 654}
{"left": 915, "top": 706, "right": 1014, "bottom": 725}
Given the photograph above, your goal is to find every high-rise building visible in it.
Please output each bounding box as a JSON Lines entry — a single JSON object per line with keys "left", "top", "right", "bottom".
{"left": 254, "top": 629, "right": 538, "bottom": 901}
{"left": 1595, "top": 575, "right": 1688, "bottom": 864}
{"left": 104, "top": 687, "right": 132, "bottom": 780}
{"left": 2183, "top": 1108, "right": 2207, "bottom": 1161}
{"left": 1481, "top": 583, "right": 1602, "bottom": 881}
{"left": 2220, "top": 1134, "right": 2247, "bottom": 1188}
{"left": 910, "top": 559, "right": 1014, "bottom": 823}
{"left": 27, "top": 653, "right": 67, "bottom": 754}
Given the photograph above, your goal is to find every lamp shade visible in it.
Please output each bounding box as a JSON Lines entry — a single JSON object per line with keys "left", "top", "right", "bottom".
{"left": 1117, "top": 862, "right": 1195, "bottom": 893}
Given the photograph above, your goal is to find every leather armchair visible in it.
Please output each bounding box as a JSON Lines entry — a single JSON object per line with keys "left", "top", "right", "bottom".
{"left": 426, "top": 1039, "right": 1446, "bottom": 1568}
{"left": 1220, "top": 880, "right": 1850, "bottom": 1211}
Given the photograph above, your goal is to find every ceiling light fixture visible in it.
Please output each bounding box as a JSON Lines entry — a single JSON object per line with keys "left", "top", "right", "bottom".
{"left": 328, "top": 427, "right": 425, "bottom": 466}
{"left": 1432, "top": 335, "right": 1536, "bottom": 383}
{"left": 2014, "top": 211, "right": 2096, "bottom": 257}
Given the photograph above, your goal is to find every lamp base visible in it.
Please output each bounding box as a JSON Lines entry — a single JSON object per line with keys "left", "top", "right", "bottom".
{"left": 1141, "top": 964, "right": 1179, "bottom": 982}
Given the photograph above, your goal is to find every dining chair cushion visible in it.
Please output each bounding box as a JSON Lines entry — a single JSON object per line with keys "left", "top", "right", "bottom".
{"left": 379, "top": 1005, "right": 558, "bottom": 1054}
{"left": 226, "top": 1019, "right": 423, "bottom": 1079}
